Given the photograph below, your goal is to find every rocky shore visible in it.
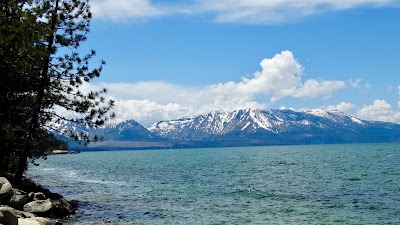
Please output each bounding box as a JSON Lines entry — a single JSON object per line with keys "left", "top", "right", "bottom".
{"left": 0, "top": 177, "right": 75, "bottom": 225}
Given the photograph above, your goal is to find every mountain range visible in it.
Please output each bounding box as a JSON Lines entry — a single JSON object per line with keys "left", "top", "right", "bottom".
{"left": 57, "top": 108, "right": 400, "bottom": 150}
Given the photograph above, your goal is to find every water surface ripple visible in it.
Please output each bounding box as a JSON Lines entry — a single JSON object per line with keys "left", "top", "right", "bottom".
{"left": 27, "top": 143, "right": 400, "bottom": 224}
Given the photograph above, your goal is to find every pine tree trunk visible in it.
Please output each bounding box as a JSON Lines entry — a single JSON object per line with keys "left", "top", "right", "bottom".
{"left": 0, "top": 141, "right": 8, "bottom": 171}
{"left": 14, "top": 0, "right": 59, "bottom": 185}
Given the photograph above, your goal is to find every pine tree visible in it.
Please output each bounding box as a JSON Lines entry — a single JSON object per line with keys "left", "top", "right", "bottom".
{"left": 0, "top": 0, "right": 39, "bottom": 172}
{"left": 0, "top": 0, "right": 115, "bottom": 184}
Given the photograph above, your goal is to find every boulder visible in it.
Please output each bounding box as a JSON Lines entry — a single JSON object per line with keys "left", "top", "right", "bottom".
{"left": 0, "top": 206, "right": 36, "bottom": 219}
{"left": 0, "top": 209, "right": 18, "bottom": 225}
{"left": 0, "top": 178, "right": 13, "bottom": 202}
{"left": 23, "top": 199, "right": 53, "bottom": 217}
{"left": 7, "top": 189, "right": 27, "bottom": 210}
{"left": 33, "top": 192, "right": 46, "bottom": 201}
{"left": 51, "top": 198, "right": 75, "bottom": 218}
{"left": 28, "top": 192, "right": 34, "bottom": 202}
{"left": 18, "top": 217, "right": 60, "bottom": 225}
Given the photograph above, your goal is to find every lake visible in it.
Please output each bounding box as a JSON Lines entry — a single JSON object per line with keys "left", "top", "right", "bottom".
{"left": 27, "top": 143, "right": 400, "bottom": 224}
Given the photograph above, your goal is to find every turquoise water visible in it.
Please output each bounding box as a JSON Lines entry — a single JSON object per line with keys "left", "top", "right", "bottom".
{"left": 27, "top": 144, "right": 400, "bottom": 224}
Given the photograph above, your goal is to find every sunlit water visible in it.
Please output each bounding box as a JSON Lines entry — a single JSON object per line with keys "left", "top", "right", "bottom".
{"left": 27, "top": 143, "right": 400, "bottom": 224}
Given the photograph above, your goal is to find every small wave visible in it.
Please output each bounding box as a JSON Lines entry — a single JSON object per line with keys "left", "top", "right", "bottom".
{"left": 78, "top": 178, "right": 127, "bottom": 186}
{"left": 43, "top": 168, "right": 55, "bottom": 171}
{"left": 236, "top": 188, "right": 255, "bottom": 193}
{"left": 64, "top": 171, "right": 78, "bottom": 178}
{"left": 60, "top": 170, "right": 126, "bottom": 186}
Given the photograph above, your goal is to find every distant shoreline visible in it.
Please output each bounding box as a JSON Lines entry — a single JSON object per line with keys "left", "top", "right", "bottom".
{"left": 67, "top": 141, "right": 400, "bottom": 153}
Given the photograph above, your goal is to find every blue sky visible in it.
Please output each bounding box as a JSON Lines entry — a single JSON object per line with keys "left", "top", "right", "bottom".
{"left": 79, "top": 0, "right": 400, "bottom": 126}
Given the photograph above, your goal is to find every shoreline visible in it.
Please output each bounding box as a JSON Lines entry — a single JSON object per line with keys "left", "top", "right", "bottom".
{"left": 0, "top": 173, "right": 76, "bottom": 225}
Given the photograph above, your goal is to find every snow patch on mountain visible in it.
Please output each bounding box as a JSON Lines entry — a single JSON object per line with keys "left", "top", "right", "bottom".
{"left": 53, "top": 108, "right": 400, "bottom": 147}
{"left": 148, "top": 108, "right": 371, "bottom": 141}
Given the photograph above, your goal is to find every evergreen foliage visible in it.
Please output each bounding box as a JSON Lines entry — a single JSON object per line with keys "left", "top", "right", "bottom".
{"left": 0, "top": 0, "right": 114, "bottom": 183}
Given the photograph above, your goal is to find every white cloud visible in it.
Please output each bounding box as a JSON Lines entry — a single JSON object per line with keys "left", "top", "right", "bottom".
{"left": 325, "top": 102, "right": 356, "bottom": 112}
{"left": 110, "top": 99, "right": 192, "bottom": 125}
{"left": 349, "top": 78, "right": 371, "bottom": 89}
{"left": 397, "top": 87, "right": 400, "bottom": 109}
{"left": 90, "top": 0, "right": 192, "bottom": 22}
{"left": 207, "top": 51, "right": 345, "bottom": 103}
{"left": 81, "top": 51, "right": 346, "bottom": 126}
{"left": 350, "top": 79, "right": 362, "bottom": 88}
{"left": 279, "top": 106, "right": 295, "bottom": 111}
{"left": 90, "top": 0, "right": 164, "bottom": 21}
{"left": 201, "top": 0, "right": 397, "bottom": 24}
{"left": 356, "top": 99, "right": 400, "bottom": 123}
{"left": 90, "top": 0, "right": 397, "bottom": 23}
{"left": 291, "top": 79, "right": 345, "bottom": 99}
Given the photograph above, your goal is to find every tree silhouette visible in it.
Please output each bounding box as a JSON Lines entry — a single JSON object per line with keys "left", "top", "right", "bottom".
{"left": 0, "top": 0, "right": 115, "bottom": 184}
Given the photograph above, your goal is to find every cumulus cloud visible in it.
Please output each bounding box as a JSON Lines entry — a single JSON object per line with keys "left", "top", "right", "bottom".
{"left": 90, "top": 0, "right": 397, "bottom": 23}
{"left": 325, "top": 102, "right": 356, "bottom": 112}
{"left": 356, "top": 100, "right": 400, "bottom": 123}
{"left": 110, "top": 99, "right": 192, "bottom": 125}
{"left": 206, "top": 51, "right": 345, "bottom": 103}
{"left": 291, "top": 79, "right": 345, "bottom": 99}
{"left": 81, "top": 51, "right": 346, "bottom": 126}
{"left": 82, "top": 81, "right": 266, "bottom": 126}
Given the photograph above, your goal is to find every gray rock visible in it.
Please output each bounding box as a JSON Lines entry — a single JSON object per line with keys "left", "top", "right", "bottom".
{"left": 0, "top": 206, "right": 36, "bottom": 219}
{"left": 33, "top": 192, "right": 46, "bottom": 201}
{"left": 0, "top": 178, "right": 13, "bottom": 202}
{"left": 7, "top": 189, "right": 27, "bottom": 210}
{"left": 51, "top": 198, "right": 75, "bottom": 217}
{"left": 18, "top": 217, "right": 59, "bottom": 225}
{"left": 28, "top": 192, "right": 34, "bottom": 202}
{"left": 23, "top": 199, "right": 53, "bottom": 216}
{"left": 1, "top": 206, "right": 59, "bottom": 224}
{"left": 0, "top": 209, "right": 18, "bottom": 225}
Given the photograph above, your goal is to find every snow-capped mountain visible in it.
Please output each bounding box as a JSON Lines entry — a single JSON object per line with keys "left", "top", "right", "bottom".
{"left": 57, "top": 119, "right": 160, "bottom": 141}
{"left": 148, "top": 108, "right": 400, "bottom": 145}
{"left": 56, "top": 108, "right": 400, "bottom": 149}
{"left": 55, "top": 119, "right": 168, "bottom": 150}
